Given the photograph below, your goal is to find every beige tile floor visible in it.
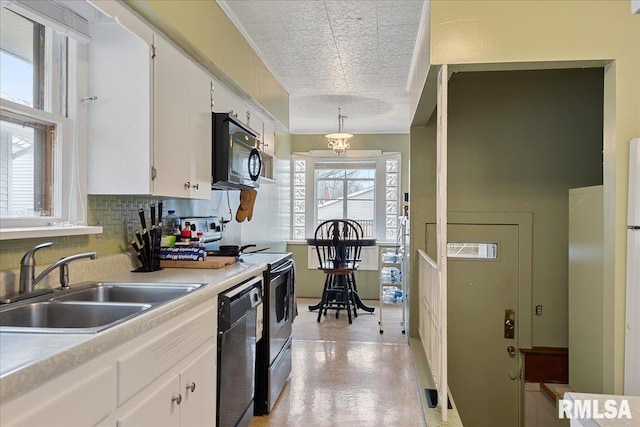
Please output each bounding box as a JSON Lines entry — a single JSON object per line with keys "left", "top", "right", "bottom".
{"left": 250, "top": 298, "right": 426, "bottom": 427}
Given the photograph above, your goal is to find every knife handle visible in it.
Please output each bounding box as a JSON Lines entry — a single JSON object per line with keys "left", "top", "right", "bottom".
{"left": 138, "top": 208, "right": 147, "bottom": 230}
{"left": 157, "top": 200, "right": 163, "bottom": 226}
{"left": 150, "top": 204, "right": 156, "bottom": 226}
{"left": 131, "top": 241, "right": 147, "bottom": 268}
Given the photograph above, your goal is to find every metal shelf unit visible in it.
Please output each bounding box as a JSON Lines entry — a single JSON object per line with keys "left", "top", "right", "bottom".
{"left": 379, "top": 249, "right": 407, "bottom": 334}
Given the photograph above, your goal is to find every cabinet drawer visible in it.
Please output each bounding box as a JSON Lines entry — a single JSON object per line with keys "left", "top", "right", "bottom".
{"left": 117, "top": 305, "right": 216, "bottom": 406}
{"left": 2, "top": 365, "right": 114, "bottom": 427}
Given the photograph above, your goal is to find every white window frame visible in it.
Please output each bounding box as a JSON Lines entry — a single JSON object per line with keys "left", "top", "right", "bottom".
{"left": 0, "top": 2, "right": 95, "bottom": 237}
{"left": 292, "top": 150, "right": 401, "bottom": 242}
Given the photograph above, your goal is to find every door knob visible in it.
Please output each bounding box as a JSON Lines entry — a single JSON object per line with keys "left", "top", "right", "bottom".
{"left": 186, "top": 382, "right": 196, "bottom": 393}
{"left": 507, "top": 345, "right": 516, "bottom": 356}
{"left": 172, "top": 394, "right": 182, "bottom": 405}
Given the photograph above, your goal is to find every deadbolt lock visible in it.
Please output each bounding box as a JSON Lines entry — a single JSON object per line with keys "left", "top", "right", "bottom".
{"left": 504, "top": 309, "right": 515, "bottom": 339}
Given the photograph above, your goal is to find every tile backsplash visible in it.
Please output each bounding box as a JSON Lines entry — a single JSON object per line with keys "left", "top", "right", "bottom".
{"left": 0, "top": 195, "right": 176, "bottom": 272}
{"left": 0, "top": 186, "right": 287, "bottom": 294}
{"left": 0, "top": 194, "right": 211, "bottom": 296}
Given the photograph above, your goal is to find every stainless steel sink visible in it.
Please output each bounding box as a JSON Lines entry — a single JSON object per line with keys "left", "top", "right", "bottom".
{"left": 0, "top": 301, "right": 150, "bottom": 333}
{"left": 0, "top": 282, "right": 206, "bottom": 334}
{"left": 50, "top": 283, "right": 202, "bottom": 304}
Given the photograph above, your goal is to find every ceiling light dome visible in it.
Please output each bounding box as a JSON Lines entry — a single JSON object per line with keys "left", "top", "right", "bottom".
{"left": 325, "top": 108, "right": 353, "bottom": 155}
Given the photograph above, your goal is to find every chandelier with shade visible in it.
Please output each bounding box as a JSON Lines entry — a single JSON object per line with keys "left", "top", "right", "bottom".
{"left": 325, "top": 108, "right": 353, "bottom": 155}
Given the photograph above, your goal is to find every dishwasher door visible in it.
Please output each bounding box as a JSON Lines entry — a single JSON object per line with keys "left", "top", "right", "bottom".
{"left": 217, "top": 277, "right": 262, "bottom": 427}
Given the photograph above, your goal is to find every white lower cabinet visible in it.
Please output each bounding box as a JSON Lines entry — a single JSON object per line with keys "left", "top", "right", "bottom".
{"left": 1, "top": 365, "right": 115, "bottom": 427}
{"left": 117, "top": 341, "right": 215, "bottom": 427}
{"left": 118, "top": 375, "right": 180, "bottom": 427}
{"left": 0, "top": 300, "right": 218, "bottom": 427}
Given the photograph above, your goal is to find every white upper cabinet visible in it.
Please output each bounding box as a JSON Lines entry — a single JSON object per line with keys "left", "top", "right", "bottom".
{"left": 87, "top": 4, "right": 276, "bottom": 198}
{"left": 261, "top": 120, "right": 275, "bottom": 156}
{"left": 153, "top": 36, "right": 211, "bottom": 200}
{"left": 87, "top": 15, "right": 211, "bottom": 199}
{"left": 211, "top": 82, "right": 235, "bottom": 115}
{"left": 87, "top": 19, "right": 154, "bottom": 195}
{"left": 187, "top": 61, "right": 214, "bottom": 200}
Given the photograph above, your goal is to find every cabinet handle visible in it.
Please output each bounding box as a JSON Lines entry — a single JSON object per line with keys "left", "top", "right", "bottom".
{"left": 172, "top": 394, "right": 182, "bottom": 405}
{"left": 184, "top": 181, "right": 191, "bottom": 189}
{"left": 186, "top": 382, "right": 196, "bottom": 393}
{"left": 192, "top": 183, "right": 199, "bottom": 190}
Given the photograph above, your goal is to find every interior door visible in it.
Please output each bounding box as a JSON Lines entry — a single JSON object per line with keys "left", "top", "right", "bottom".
{"left": 427, "top": 223, "right": 520, "bottom": 427}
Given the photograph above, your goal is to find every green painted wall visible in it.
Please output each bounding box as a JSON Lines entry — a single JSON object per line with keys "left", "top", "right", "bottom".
{"left": 286, "top": 133, "right": 410, "bottom": 300}
{"left": 410, "top": 68, "right": 603, "bottom": 347}
{"left": 422, "top": 0, "right": 639, "bottom": 394}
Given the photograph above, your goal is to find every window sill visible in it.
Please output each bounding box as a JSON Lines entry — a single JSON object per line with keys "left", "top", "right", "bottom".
{"left": 0, "top": 225, "right": 103, "bottom": 241}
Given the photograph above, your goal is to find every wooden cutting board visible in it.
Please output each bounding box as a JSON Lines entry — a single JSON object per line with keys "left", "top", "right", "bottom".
{"left": 160, "top": 256, "right": 236, "bottom": 269}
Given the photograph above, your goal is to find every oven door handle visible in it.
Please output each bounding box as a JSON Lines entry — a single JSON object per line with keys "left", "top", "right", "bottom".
{"left": 271, "top": 259, "right": 294, "bottom": 275}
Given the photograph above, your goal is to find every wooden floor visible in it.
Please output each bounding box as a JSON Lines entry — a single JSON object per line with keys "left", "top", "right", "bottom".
{"left": 249, "top": 298, "right": 426, "bottom": 427}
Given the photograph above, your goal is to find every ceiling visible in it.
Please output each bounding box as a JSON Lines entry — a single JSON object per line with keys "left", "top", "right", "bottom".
{"left": 217, "top": 0, "right": 426, "bottom": 135}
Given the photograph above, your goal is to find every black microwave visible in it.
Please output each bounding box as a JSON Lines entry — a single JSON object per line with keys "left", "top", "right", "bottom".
{"left": 212, "top": 113, "right": 262, "bottom": 190}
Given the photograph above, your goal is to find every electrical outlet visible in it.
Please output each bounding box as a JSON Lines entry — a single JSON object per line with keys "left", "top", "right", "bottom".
{"left": 535, "top": 305, "right": 543, "bottom": 316}
{"left": 125, "top": 220, "right": 134, "bottom": 244}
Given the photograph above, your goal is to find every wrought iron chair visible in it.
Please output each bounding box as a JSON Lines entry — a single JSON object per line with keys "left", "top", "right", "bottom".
{"left": 312, "top": 219, "right": 361, "bottom": 323}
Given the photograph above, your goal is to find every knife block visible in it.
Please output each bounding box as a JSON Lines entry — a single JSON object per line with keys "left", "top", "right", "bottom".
{"left": 132, "top": 230, "right": 163, "bottom": 273}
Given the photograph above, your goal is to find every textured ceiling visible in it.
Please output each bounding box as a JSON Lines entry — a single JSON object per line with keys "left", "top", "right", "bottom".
{"left": 218, "top": 0, "right": 425, "bottom": 134}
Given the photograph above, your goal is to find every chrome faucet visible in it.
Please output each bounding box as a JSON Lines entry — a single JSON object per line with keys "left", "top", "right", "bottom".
{"left": 19, "top": 242, "right": 53, "bottom": 293}
{"left": 19, "top": 242, "right": 98, "bottom": 293}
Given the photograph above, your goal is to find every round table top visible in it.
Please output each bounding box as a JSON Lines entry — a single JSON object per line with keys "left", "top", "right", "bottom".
{"left": 306, "top": 238, "right": 377, "bottom": 247}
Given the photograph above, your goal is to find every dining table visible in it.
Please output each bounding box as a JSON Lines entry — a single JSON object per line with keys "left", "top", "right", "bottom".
{"left": 306, "top": 237, "right": 377, "bottom": 314}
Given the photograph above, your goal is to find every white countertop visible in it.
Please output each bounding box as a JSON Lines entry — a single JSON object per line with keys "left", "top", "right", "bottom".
{"left": 0, "top": 256, "right": 271, "bottom": 402}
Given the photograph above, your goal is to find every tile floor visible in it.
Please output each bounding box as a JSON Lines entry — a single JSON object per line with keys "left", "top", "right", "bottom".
{"left": 249, "top": 298, "right": 426, "bottom": 427}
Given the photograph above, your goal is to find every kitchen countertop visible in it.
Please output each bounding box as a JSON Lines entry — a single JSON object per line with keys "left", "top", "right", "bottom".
{"left": 0, "top": 255, "right": 272, "bottom": 402}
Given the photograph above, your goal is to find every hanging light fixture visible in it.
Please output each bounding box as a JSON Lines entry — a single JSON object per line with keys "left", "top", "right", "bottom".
{"left": 325, "top": 108, "right": 353, "bottom": 155}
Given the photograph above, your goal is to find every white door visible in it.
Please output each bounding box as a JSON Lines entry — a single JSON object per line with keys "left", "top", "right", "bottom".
{"left": 187, "top": 61, "right": 212, "bottom": 200}
{"left": 625, "top": 228, "right": 640, "bottom": 396}
{"left": 117, "top": 375, "right": 180, "bottom": 427}
{"left": 428, "top": 223, "right": 520, "bottom": 426}
{"left": 180, "top": 342, "right": 216, "bottom": 427}
{"left": 153, "top": 35, "right": 191, "bottom": 198}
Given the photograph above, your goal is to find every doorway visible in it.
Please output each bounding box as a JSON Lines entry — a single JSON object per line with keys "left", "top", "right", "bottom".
{"left": 427, "top": 222, "right": 521, "bottom": 426}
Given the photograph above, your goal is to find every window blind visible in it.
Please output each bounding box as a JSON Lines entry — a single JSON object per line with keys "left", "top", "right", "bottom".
{"left": 4, "top": 0, "right": 91, "bottom": 42}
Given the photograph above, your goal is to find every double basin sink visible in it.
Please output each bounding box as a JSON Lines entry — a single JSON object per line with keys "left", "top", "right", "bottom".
{"left": 0, "top": 282, "right": 206, "bottom": 334}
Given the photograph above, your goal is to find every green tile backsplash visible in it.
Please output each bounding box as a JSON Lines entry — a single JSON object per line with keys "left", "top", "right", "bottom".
{"left": 0, "top": 195, "right": 164, "bottom": 271}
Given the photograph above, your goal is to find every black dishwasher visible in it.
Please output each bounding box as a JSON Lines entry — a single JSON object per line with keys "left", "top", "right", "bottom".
{"left": 217, "top": 276, "right": 262, "bottom": 427}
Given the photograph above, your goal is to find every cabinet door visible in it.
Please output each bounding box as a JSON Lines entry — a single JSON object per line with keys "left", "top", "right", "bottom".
{"left": 117, "top": 375, "right": 180, "bottom": 427}
{"left": 262, "top": 120, "right": 275, "bottom": 156}
{"left": 187, "top": 61, "right": 212, "bottom": 200}
{"left": 180, "top": 341, "right": 216, "bottom": 427}
{"left": 88, "top": 21, "right": 153, "bottom": 195}
{"left": 153, "top": 35, "right": 191, "bottom": 198}
{"left": 211, "top": 81, "right": 234, "bottom": 114}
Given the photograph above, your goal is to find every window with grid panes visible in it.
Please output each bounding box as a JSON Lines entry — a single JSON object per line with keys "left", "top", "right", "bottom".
{"left": 292, "top": 152, "right": 401, "bottom": 241}
{"left": 1, "top": 1, "right": 88, "bottom": 228}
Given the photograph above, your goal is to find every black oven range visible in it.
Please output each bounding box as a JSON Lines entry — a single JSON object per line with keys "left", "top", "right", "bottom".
{"left": 240, "top": 252, "right": 296, "bottom": 415}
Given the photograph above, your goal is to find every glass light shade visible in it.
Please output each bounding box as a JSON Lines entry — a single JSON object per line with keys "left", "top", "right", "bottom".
{"left": 325, "top": 132, "right": 353, "bottom": 155}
